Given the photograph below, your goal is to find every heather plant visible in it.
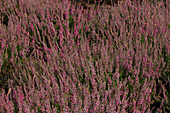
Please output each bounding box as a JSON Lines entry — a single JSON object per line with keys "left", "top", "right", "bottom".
{"left": 0, "top": 0, "right": 169, "bottom": 112}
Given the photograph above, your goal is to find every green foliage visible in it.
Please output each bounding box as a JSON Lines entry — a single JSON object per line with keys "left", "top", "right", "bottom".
{"left": 55, "top": 101, "right": 62, "bottom": 113}
{"left": 88, "top": 80, "right": 93, "bottom": 93}
{"left": 138, "top": 65, "right": 145, "bottom": 85}
{"left": 69, "top": 15, "right": 74, "bottom": 29}
{"left": 79, "top": 72, "right": 85, "bottom": 84}
{"left": 0, "top": 45, "right": 14, "bottom": 92}
{"left": 147, "top": 36, "right": 155, "bottom": 47}
{"left": 161, "top": 45, "right": 168, "bottom": 62}
{"left": 54, "top": 72, "right": 60, "bottom": 87}
{"left": 37, "top": 107, "right": 43, "bottom": 113}
{"left": 13, "top": 98, "right": 19, "bottom": 113}
{"left": 140, "top": 34, "right": 145, "bottom": 44}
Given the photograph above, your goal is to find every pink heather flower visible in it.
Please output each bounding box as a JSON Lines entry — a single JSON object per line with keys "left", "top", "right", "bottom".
{"left": 132, "top": 98, "right": 136, "bottom": 113}
{"left": 85, "top": 26, "right": 88, "bottom": 32}
{"left": 135, "top": 76, "right": 139, "bottom": 83}
{"left": 154, "top": 29, "right": 158, "bottom": 36}
{"left": 6, "top": 101, "right": 14, "bottom": 113}
{"left": 127, "top": 63, "right": 132, "bottom": 72}
{"left": 108, "top": 77, "right": 112, "bottom": 86}
{"left": 122, "top": 8, "right": 126, "bottom": 13}
{"left": 146, "top": 74, "right": 150, "bottom": 77}
{"left": 9, "top": 58, "right": 13, "bottom": 63}
{"left": 37, "top": 100, "right": 41, "bottom": 107}
{"left": 64, "top": 83, "right": 69, "bottom": 94}
{"left": 1, "top": 39, "right": 6, "bottom": 49}
{"left": 74, "top": 25, "right": 78, "bottom": 37}
{"left": 59, "top": 23, "right": 64, "bottom": 46}
{"left": 163, "top": 27, "right": 166, "bottom": 33}
{"left": 71, "top": 95, "right": 76, "bottom": 104}
{"left": 148, "top": 96, "right": 151, "bottom": 103}
{"left": 77, "top": 35, "right": 80, "bottom": 47}
{"left": 18, "top": 90, "right": 24, "bottom": 105}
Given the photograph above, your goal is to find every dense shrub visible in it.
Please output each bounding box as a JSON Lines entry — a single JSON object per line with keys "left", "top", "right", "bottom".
{"left": 0, "top": 0, "right": 169, "bottom": 112}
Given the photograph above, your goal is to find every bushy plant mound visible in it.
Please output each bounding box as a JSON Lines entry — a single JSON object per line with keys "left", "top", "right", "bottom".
{"left": 0, "top": 0, "right": 169, "bottom": 112}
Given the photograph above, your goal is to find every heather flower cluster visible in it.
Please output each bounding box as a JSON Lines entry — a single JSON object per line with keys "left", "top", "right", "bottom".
{"left": 0, "top": 0, "right": 169, "bottom": 112}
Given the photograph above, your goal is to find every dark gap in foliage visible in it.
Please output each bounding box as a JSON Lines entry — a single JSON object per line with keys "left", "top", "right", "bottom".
{"left": 36, "top": 26, "right": 43, "bottom": 40}
{"left": 119, "top": 13, "right": 123, "bottom": 18}
{"left": 126, "top": 84, "right": 135, "bottom": 100}
{"left": 156, "top": 79, "right": 165, "bottom": 99}
{"left": 31, "top": 25, "right": 50, "bottom": 62}
{"left": 89, "top": 80, "right": 93, "bottom": 94}
{"left": 26, "top": 45, "right": 34, "bottom": 58}
{"left": 13, "top": 96, "right": 19, "bottom": 113}
{"left": 33, "top": 78, "right": 38, "bottom": 90}
{"left": 134, "top": 23, "right": 136, "bottom": 29}
{"left": 52, "top": 20, "right": 57, "bottom": 25}
{"left": 27, "top": 27, "right": 34, "bottom": 36}
{"left": 82, "top": 93, "right": 85, "bottom": 108}
{"left": 138, "top": 63, "right": 145, "bottom": 84}
{"left": 150, "top": 101, "right": 162, "bottom": 113}
{"left": 69, "top": 15, "right": 74, "bottom": 29}
{"left": 44, "top": 36, "right": 51, "bottom": 49}
{"left": 15, "top": 0, "right": 20, "bottom": 9}
{"left": 79, "top": 72, "right": 85, "bottom": 85}
{"left": 73, "top": 35, "right": 78, "bottom": 45}
{"left": 37, "top": 13, "right": 42, "bottom": 22}
{"left": 114, "top": 24, "right": 118, "bottom": 33}
{"left": 140, "top": 34, "right": 145, "bottom": 44}
{"left": 161, "top": 45, "right": 168, "bottom": 62}
{"left": 63, "top": 12, "right": 68, "bottom": 20}
{"left": 89, "top": 96, "right": 94, "bottom": 112}
{"left": 56, "top": 102, "right": 62, "bottom": 113}
{"left": 0, "top": 56, "right": 17, "bottom": 94}
{"left": 16, "top": 44, "right": 23, "bottom": 60}
{"left": 106, "top": 79, "right": 108, "bottom": 90}
{"left": 147, "top": 36, "right": 154, "bottom": 46}
{"left": 42, "top": 52, "right": 47, "bottom": 63}
{"left": 0, "top": 12, "right": 9, "bottom": 26}
{"left": 54, "top": 72, "right": 60, "bottom": 87}
{"left": 160, "top": 62, "right": 169, "bottom": 94}
{"left": 119, "top": 67, "right": 128, "bottom": 81}
{"left": 108, "top": 71, "right": 113, "bottom": 80}
{"left": 132, "top": 54, "right": 136, "bottom": 68}
{"left": 68, "top": 98, "right": 72, "bottom": 110}
{"left": 37, "top": 107, "right": 43, "bottom": 113}
{"left": 150, "top": 78, "right": 164, "bottom": 113}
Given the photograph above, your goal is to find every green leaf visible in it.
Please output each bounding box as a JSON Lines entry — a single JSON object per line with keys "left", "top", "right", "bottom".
{"left": 69, "top": 15, "right": 74, "bottom": 29}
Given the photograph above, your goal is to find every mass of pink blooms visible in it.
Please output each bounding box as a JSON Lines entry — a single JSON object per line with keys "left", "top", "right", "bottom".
{"left": 0, "top": 0, "right": 169, "bottom": 112}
